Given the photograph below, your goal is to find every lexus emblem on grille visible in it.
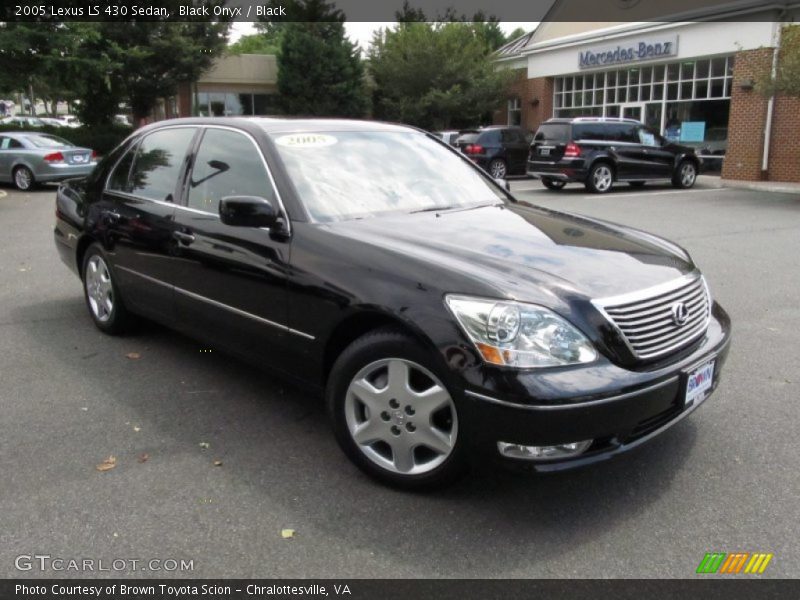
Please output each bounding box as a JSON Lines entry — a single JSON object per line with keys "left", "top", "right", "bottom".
{"left": 671, "top": 302, "right": 689, "bottom": 326}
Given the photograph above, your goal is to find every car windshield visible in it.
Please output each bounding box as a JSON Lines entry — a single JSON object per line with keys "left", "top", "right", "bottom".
{"left": 24, "top": 134, "right": 74, "bottom": 148}
{"left": 269, "top": 130, "right": 506, "bottom": 222}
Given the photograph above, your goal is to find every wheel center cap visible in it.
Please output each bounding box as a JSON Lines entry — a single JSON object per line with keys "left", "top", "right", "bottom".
{"left": 392, "top": 410, "right": 405, "bottom": 425}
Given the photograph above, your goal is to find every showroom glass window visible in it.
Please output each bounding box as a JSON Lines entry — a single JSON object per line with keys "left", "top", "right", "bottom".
{"left": 187, "top": 128, "right": 275, "bottom": 214}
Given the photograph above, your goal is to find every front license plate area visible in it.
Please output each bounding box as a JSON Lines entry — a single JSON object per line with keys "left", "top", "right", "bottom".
{"left": 685, "top": 360, "right": 715, "bottom": 407}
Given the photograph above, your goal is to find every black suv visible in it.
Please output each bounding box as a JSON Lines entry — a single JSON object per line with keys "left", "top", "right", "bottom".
{"left": 527, "top": 118, "right": 700, "bottom": 193}
{"left": 457, "top": 126, "right": 533, "bottom": 179}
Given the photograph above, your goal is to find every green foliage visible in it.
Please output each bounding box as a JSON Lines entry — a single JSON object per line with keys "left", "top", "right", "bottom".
{"left": 276, "top": 0, "right": 368, "bottom": 118}
{"left": 368, "top": 22, "right": 514, "bottom": 130}
{"left": 228, "top": 33, "right": 281, "bottom": 56}
{"left": 0, "top": 2, "right": 231, "bottom": 126}
{"left": 0, "top": 124, "right": 132, "bottom": 155}
{"left": 759, "top": 25, "right": 800, "bottom": 97}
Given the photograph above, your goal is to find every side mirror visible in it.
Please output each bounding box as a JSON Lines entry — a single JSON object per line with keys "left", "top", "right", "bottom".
{"left": 494, "top": 177, "right": 510, "bottom": 191}
{"left": 219, "top": 196, "right": 279, "bottom": 228}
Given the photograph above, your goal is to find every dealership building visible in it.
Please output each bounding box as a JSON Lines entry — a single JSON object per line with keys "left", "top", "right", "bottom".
{"left": 494, "top": 2, "right": 800, "bottom": 182}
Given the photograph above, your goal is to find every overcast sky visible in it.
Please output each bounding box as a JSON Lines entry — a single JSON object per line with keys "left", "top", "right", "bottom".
{"left": 230, "top": 21, "right": 539, "bottom": 51}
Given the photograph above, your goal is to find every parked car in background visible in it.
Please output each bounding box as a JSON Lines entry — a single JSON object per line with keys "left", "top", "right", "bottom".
{"left": 54, "top": 117, "right": 730, "bottom": 489}
{"left": 434, "top": 130, "right": 461, "bottom": 147}
{"left": 114, "top": 114, "right": 132, "bottom": 127}
{"left": 456, "top": 126, "right": 533, "bottom": 179}
{"left": 0, "top": 132, "right": 96, "bottom": 190}
{"left": 528, "top": 117, "right": 700, "bottom": 193}
{"left": 686, "top": 126, "right": 727, "bottom": 173}
{"left": 59, "top": 115, "right": 82, "bottom": 128}
{"left": 0, "top": 115, "right": 45, "bottom": 128}
{"left": 39, "top": 117, "right": 67, "bottom": 127}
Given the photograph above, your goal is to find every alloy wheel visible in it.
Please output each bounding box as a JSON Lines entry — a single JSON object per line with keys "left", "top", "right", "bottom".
{"left": 489, "top": 160, "right": 507, "bottom": 179}
{"left": 14, "top": 168, "right": 33, "bottom": 191}
{"left": 592, "top": 165, "right": 613, "bottom": 192}
{"left": 85, "top": 255, "right": 114, "bottom": 323}
{"left": 680, "top": 162, "right": 696, "bottom": 187}
{"left": 344, "top": 358, "right": 458, "bottom": 475}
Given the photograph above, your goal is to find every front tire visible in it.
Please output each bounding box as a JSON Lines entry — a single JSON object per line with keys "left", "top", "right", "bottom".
{"left": 541, "top": 178, "right": 566, "bottom": 191}
{"left": 488, "top": 158, "right": 507, "bottom": 179}
{"left": 673, "top": 160, "right": 697, "bottom": 189}
{"left": 326, "top": 328, "right": 467, "bottom": 489}
{"left": 13, "top": 166, "right": 35, "bottom": 191}
{"left": 82, "top": 243, "right": 134, "bottom": 335}
{"left": 585, "top": 162, "right": 614, "bottom": 193}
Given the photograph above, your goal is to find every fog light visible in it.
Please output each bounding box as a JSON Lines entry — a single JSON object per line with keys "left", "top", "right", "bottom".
{"left": 497, "top": 439, "right": 592, "bottom": 460}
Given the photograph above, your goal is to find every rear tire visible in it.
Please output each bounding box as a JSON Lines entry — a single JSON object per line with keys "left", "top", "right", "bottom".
{"left": 585, "top": 162, "right": 614, "bottom": 193}
{"left": 13, "top": 166, "right": 35, "bottom": 191}
{"left": 672, "top": 160, "right": 697, "bottom": 189}
{"left": 488, "top": 159, "right": 507, "bottom": 179}
{"left": 326, "top": 328, "right": 467, "bottom": 490}
{"left": 81, "top": 243, "right": 134, "bottom": 335}
{"left": 541, "top": 178, "right": 566, "bottom": 191}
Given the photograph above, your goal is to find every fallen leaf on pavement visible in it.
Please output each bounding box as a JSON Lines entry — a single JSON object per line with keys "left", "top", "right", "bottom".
{"left": 133, "top": 425, "right": 141, "bottom": 432}
{"left": 199, "top": 442, "right": 210, "bottom": 449}
{"left": 96, "top": 456, "right": 117, "bottom": 472}
{"left": 281, "top": 529, "right": 295, "bottom": 539}
{"left": 126, "top": 352, "right": 141, "bottom": 360}
{"left": 137, "top": 453, "right": 149, "bottom": 463}
{"left": 213, "top": 459, "right": 223, "bottom": 467}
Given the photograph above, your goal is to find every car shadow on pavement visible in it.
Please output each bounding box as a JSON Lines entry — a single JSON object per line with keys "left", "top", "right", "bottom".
{"left": 11, "top": 297, "right": 698, "bottom": 577}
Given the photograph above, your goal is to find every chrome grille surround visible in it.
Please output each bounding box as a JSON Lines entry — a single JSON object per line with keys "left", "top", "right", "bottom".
{"left": 592, "top": 273, "right": 711, "bottom": 361}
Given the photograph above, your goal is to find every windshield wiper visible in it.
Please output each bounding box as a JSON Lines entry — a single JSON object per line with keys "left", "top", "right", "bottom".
{"left": 409, "top": 202, "right": 500, "bottom": 215}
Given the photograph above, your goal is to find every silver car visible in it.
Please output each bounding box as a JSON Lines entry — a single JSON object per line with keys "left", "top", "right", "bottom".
{"left": 0, "top": 132, "right": 97, "bottom": 190}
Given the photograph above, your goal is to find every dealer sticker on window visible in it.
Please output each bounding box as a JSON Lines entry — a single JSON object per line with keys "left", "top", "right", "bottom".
{"left": 275, "top": 133, "right": 337, "bottom": 148}
{"left": 685, "top": 360, "right": 715, "bottom": 406}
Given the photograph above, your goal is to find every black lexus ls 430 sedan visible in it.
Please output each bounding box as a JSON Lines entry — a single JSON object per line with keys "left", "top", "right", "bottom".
{"left": 54, "top": 118, "right": 731, "bottom": 489}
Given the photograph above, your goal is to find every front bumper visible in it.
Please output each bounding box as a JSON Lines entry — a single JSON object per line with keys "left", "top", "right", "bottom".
{"left": 457, "top": 302, "right": 731, "bottom": 472}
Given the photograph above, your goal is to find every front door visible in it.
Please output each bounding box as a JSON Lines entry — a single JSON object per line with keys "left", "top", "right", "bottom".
{"left": 171, "top": 126, "right": 293, "bottom": 372}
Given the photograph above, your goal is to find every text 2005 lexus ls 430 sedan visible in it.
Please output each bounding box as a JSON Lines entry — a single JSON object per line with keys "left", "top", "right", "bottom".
{"left": 54, "top": 118, "right": 731, "bottom": 489}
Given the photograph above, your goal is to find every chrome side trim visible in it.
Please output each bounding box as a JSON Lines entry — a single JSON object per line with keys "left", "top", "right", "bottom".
{"left": 464, "top": 376, "right": 679, "bottom": 411}
{"left": 115, "top": 265, "right": 315, "bottom": 341}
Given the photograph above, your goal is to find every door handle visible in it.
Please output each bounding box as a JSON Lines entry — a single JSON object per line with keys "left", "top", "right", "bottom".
{"left": 173, "top": 231, "right": 195, "bottom": 245}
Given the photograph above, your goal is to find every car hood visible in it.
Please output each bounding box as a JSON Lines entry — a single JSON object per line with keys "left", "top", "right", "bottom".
{"left": 326, "top": 203, "right": 695, "bottom": 301}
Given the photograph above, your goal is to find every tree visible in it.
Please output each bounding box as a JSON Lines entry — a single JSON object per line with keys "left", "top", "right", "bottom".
{"left": 228, "top": 33, "right": 282, "bottom": 56}
{"left": 759, "top": 24, "right": 800, "bottom": 97}
{"left": 368, "top": 22, "right": 514, "bottom": 130}
{"left": 276, "top": 0, "right": 368, "bottom": 117}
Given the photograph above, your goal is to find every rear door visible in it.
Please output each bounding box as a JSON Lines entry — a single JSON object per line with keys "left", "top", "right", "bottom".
{"left": 170, "top": 126, "right": 294, "bottom": 372}
{"left": 0, "top": 135, "right": 23, "bottom": 181}
{"left": 501, "top": 128, "right": 530, "bottom": 174}
{"left": 100, "top": 126, "right": 198, "bottom": 321}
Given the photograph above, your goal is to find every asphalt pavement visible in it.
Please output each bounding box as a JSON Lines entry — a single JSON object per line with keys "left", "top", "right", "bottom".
{"left": 0, "top": 179, "right": 798, "bottom": 578}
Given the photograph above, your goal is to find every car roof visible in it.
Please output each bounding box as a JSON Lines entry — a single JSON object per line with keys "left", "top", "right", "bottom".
{"left": 542, "top": 117, "right": 641, "bottom": 125}
{"left": 135, "top": 117, "right": 420, "bottom": 137}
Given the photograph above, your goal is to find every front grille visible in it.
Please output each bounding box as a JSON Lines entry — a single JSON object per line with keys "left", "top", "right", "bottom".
{"left": 596, "top": 275, "right": 711, "bottom": 361}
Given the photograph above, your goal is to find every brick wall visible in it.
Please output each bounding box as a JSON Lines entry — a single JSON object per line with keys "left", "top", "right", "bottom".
{"left": 767, "top": 94, "right": 800, "bottom": 182}
{"left": 493, "top": 71, "right": 554, "bottom": 131}
{"left": 722, "top": 48, "right": 774, "bottom": 181}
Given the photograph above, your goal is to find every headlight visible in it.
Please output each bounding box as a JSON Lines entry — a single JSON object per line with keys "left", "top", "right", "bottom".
{"left": 445, "top": 295, "right": 597, "bottom": 368}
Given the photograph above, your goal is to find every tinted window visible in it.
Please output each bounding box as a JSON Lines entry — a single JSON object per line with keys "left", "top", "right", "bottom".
{"left": 478, "top": 130, "right": 501, "bottom": 144}
{"left": 457, "top": 133, "right": 479, "bottom": 144}
{"left": 187, "top": 128, "right": 275, "bottom": 214}
{"left": 107, "top": 143, "right": 138, "bottom": 193}
{"left": 572, "top": 124, "right": 607, "bottom": 140}
{"left": 534, "top": 124, "right": 570, "bottom": 142}
{"left": 0, "top": 136, "right": 23, "bottom": 149}
{"left": 606, "top": 124, "right": 638, "bottom": 143}
{"left": 129, "top": 128, "right": 195, "bottom": 202}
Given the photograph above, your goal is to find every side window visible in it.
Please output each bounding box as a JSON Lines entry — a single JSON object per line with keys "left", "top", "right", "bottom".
{"left": 107, "top": 143, "right": 137, "bottom": 193}
{"left": 608, "top": 124, "right": 638, "bottom": 143}
{"left": 0, "top": 136, "right": 8, "bottom": 150}
{"left": 187, "top": 128, "right": 275, "bottom": 214}
{"left": 0, "top": 136, "right": 22, "bottom": 149}
{"left": 637, "top": 127, "right": 660, "bottom": 147}
{"left": 129, "top": 128, "right": 196, "bottom": 202}
{"left": 9, "top": 138, "right": 23, "bottom": 148}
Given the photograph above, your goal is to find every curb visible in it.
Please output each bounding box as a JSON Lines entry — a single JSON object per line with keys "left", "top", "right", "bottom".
{"left": 720, "top": 179, "right": 800, "bottom": 194}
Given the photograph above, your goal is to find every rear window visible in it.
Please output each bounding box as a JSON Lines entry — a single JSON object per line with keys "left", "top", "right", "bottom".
{"left": 477, "top": 130, "right": 501, "bottom": 144}
{"left": 534, "top": 124, "right": 570, "bottom": 142}
{"left": 23, "top": 134, "right": 74, "bottom": 148}
{"left": 457, "top": 133, "right": 479, "bottom": 144}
